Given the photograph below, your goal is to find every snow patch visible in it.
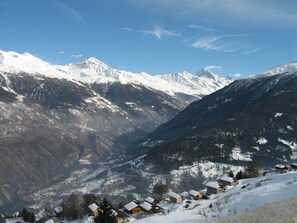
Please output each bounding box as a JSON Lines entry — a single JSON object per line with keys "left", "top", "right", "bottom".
{"left": 231, "top": 147, "right": 252, "bottom": 161}
{"left": 257, "top": 137, "right": 268, "bottom": 145}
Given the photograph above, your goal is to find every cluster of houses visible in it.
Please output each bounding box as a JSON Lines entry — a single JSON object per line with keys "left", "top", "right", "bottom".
{"left": 118, "top": 175, "right": 238, "bottom": 219}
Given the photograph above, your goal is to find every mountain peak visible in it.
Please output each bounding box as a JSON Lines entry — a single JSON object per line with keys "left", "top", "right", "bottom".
{"left": 195, "top": 68, "right": 216, "bottom": 79}
{"left": 75, "top": 57, "right": 109, "bottom": 71}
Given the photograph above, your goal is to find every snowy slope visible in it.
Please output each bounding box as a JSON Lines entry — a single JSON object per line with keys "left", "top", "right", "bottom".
{"left": 264, "top": 61, "right": 297, "bottom": 76}
{"left": 133, "top": 171, "right": 297, "bottom": 223}
{"left": 0, "top": 50, "right": 231, "bottom": 97}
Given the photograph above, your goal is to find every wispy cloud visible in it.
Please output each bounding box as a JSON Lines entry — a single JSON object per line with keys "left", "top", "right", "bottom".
{"left": 121, "top": 26, "right": 179, "bottom": 40}
{"left": 188, "top": 24, "right": 215, "bottom": 32}
{"left": 190, "top": 35, "right": 248, "bottom": 53}
{"left": 71, "top": 54, "right": 83, "bottom": 58}
{"left": 58, "top": 2, "right": 87, "bottom": 25}
{"left": 244, "top": 47, "right": 262, "bottom": 54}
{"left": 58, "top": 51, "right": 65, "bottom": 54}
{"left": 191, "top": 36, "right": 222, "bottom": 51}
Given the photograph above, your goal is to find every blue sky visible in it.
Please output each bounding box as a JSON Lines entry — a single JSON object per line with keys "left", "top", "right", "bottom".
{"left": 0, "top": 0, "right": 296, "bottom": 77}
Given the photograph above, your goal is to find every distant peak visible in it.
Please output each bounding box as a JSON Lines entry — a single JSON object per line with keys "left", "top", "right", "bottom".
{"left": 76, "top": 57, "right": 109, "bottom": 70}
{"left": 195, "top": 68, "right": 216, "bottom": 79}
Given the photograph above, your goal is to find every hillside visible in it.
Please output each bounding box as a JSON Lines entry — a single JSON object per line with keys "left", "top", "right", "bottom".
{"left": 135, "top": 63, "right": 297, "bottom": 172}
{"left": 133, "top": 171, "right": 297, "bottom": 223}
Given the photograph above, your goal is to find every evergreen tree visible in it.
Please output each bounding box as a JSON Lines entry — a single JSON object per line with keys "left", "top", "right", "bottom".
{"left": 94, "top": 198, "right": 116, "bottom": 223}
{"left": 228, "top": 170, "right": 234, "bottom": 178}
{"left": 152, "top": 181, "right": 168, "bottom": 201}
{"left": 20, "top": 208, "right": 35, "bottom": 223}
{"left": 245, "top": 160, "right": 259, "bottom": 178}
{"left": 235, "top": 170, "right": 244, "bottom": 180}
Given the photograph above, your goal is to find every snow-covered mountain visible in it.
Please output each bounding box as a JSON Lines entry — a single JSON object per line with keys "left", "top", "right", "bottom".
{"left": 0, "top": 50, "right": 231, "bottom": 97}
{"left": 0, "top": 50, "right": 231, "bottom": 210}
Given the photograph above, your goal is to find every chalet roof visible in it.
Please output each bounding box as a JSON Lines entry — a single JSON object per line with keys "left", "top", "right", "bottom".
{"left": 54, "top": 206, "right": 63, "bottom": 214}
{"left": 44, "top": 219, "right": 54, "bottom": 223}
{"left": 124, "top": 201, "right": 138, "bottom": 211}
{"left": 199, "top": 189, "right": 207, "bottom": 196}
{"left": 181, "top": 191, "right": 190, "bottom": 198}
{"left": 167, "top": 191, "right": 181, "bottom": 199}
{"left": 37, "top": 210, "right": 46, "bottom": 219}
{"left": 275, "top": 164, "right": 286, "bottom": 169}
{"left": 205, "top": 181, "right": 220, "bottom": 189}
{"left": 145, "top": 197, "right": 155, "bottom": 203}
{"left": 219, "top": 176, "right": 234, "bottom": 183}
{"left": 189, "top": 190, "right": 200, "bottom": 197}
{"left": 140, "top": 202, "right": 152, "bottom": 211}
{"left": 291, "top": 163, "right": 297, "bottom": 167}
{"left": 88, "top": 203, "right": 99, "bottom": 212}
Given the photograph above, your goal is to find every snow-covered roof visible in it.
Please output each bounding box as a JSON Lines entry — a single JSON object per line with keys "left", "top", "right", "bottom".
{"left": 275, "top": 164, "right": 286, "bottom": 169}
{"left": 88, "top": 203, "right": 99, "bottom": 212}
{"left": 206, "top": 181, "right": 220, "bottom": 189}
{"left": 5, "top": 218, "right": 25, "bottom": 223}
{"left": 145, "top": 197, "right": 155, "bottom": 203}
{"left": 181, "top": 191, "right": 190, "bottom": 197}
{"left": 219, "top": 176, "right": 234, "bottom": 183}
{"left": 37, "top": 210, "right": 46, "bottom": 219}
{"left": 54, "top": 206, "right": 63, "bottom": 214}
{"left": 168, "top": 191, "right": 182, "bottom": 199}
{"left": 291, "top": 163, "right": 297, "bottom": 167}
{"left": 124, "top": 201, "right": 138, "bottom": 211}
{"left": 44, "top": 219, "right": 54, "bottom": 223}
{"left": 140, "top": 202, "right": 152, "bottom": 211}
{"left": 189, "top": 190, "right": 200, "bottom": 197}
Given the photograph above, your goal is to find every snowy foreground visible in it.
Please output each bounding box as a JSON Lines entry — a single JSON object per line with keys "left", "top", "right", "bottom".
{"left": 133, "top": 171, "right": 297, "bottom": 223}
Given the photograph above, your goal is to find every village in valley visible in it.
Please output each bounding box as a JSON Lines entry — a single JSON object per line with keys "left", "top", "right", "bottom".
{"left": 2, "top": 162, "right": 297, "bottom": 223}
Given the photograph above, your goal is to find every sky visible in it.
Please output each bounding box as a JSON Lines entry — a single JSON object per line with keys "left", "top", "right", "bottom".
{"left": 0, "top": 0, "right": 297, "bottom": 78}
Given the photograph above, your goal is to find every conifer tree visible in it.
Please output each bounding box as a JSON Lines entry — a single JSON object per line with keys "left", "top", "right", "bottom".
{"left": 152, "top": 181, "right": 168, "bottom": 201}
{"left": 94, "top": 198, "right": 116, "bottom": 223}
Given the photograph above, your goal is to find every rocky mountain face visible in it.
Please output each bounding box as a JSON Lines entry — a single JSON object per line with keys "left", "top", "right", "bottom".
{"left": 0, "top": 50, "right": 231, "bottom": 210}
{"left": 135, "top": 63, "right": 297, "bottom": 173}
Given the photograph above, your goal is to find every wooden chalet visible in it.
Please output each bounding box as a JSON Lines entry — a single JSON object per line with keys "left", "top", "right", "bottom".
{"left": 123, "top": 201, "right": 141, "bottom": 214}
{"left": 275, "top": 164, "right": 288, "bottom": 173}
{"left": 291, "top": 163, "right": 297, "bottom": 170}
{"left": 218, "top": 176, "right": 238, "bottom": 187}
{"left": 111, "top": 209, "right": 128, "bottom": 223}
{"left": 167, "top": 192, "right": 182, "bottom": 203}
{"left": 205, "top": 181, "right": 223, "bottom": 195}
{"left": 188, "top": 190, "right": 203, "bottom": 200}
{"left": 140, "top": 202, "right": 153, "bottom": 214}
{"left": 88, "top": 203, "right": 102, "bottom": 217}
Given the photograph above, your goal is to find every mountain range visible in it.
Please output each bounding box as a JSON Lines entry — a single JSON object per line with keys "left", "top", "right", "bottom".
{"left": 135, "top": 61, "right": 297, "bottom": 172}
{"left": 0, "top": 50, "right": 231, "bottom": 210}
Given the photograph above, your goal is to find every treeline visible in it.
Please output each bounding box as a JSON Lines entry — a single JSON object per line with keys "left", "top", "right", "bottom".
{"left": 228, "top": 160, "right": 260, "bottom": 180}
